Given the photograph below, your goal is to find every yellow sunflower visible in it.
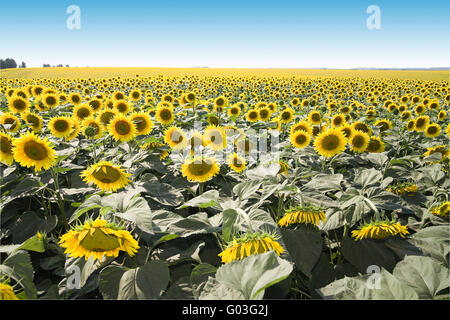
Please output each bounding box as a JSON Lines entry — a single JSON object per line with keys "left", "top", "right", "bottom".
{"left": 181, "top": 157, "right": 220, "bottom": 183}
{"left": 81, "top": 117, "right": 103, "bottom": 139}
{"left": 0, "top": 282, "right": 19, "bottom": 300}
{"left": 96, "top": 109, "right": 118, "bottom": 128}
{"left": 366, "top": 136, "right": 385, "bottom": 153}
{"left": 12, "top": 131, "right": 56, "bottom": 171}
{"left": 58, "top": 218, "right": 139, "bottom": 261}
{"left": 164, "top": 126, "right": 188, "bottom": 150}
{"left": 348, "top": 130, "right": 370, "bottom": 153}
{"left": 278, "top": 205, "right": 326, "bottom": 227}
{"left": 48, "top": 116, "right": 74, "bottom": 138}
{"left": 424, "top": 123, "right": 441, "bottom": 138}
{"left": 227, "top": 153, "right": 246, "bottom": 173}
{"left": 331, "top": 113, "right": 347, "bottom": 128}
{"left": 279, "top": 107, "right": 295, "bottom": 123}
{"left": 308, "top": 111, "right": 322, "bottom": 125}
{"left": 0, "top": 132, "right": 14, "bottom": 165}
{"left": 314, "top": 128, "right": 347, "bottom": 158}
{"left": 351, "top": 220, "right": 409, "bottom": 241}
{"left": 8, "top": 95, "right": 30, "bottom": 114}
{"left": 155, "top": 103, "right": 175, "bottom": 125}
{"left": 130, "top": 112, "right": 153, "bottom": 136}
{"left": 107, "top": 114, "right": 137, "bottom": 142}
{"left": 290, "top": 130, "right": 311, "bottom": 149}
{"left": 0, "top": 113, "right": 21, "bottom": 133}
{"left": 41, "top": 93, "right": 59, "bottom": 109}
{"left": 22, "top": 112, "right": 43, "bottom": 132}
{"left": 246, "top": 109, "right": 259, "bottom": 122}
{"left": 68, "top": 93, "right": 83, "bottom": 105}
{"left": 113, "top": 99, "right": 131, "bottom": 114}
{"left": 414, "top": 115, "right": 430, "bottom": 132}
{"left": 290, "top": 120, "right": 312, "bottom": 136}
{"left": 203, "top": 125, "right": 226, "bottom": 151}
{"left": 430, "top": 201, "right": 449, "bottom": 217}
{"left": 218, "top": 232, "right": 284, "bottom": 264}
{"left": 81, "top": 161, "right": 131, "bottom": 191}
{"left": 73, "top": 104, "right": 94, "bottom": 122}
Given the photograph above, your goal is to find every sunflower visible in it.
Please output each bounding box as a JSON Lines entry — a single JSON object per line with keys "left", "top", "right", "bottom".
{"left": 308, "top": 111, "right": 322, "bottom": 125}
{"left": 258, "top": 107, "right": 271, "bottom": 121}
{"left": 414, "top": 115, "right": 430, "bottom": 132}
{"left": 0, "top": 132, "right": 14, "bottom": 165}
{"left": 290, "top": 130, "right": 311, "bottom": 149}
{"left": 366, "top": 136, "right": 385, "bottom": 153}
{"left": 48, "top": 116, "right": 74, "bottom": 138}
{"left": 130, "top": 112, "right": 153, "bottom": 136}
{"left": 414, "top": 104, "right": 426, "bottom": 115}
{"left": 352, "top": 121, "right": 372, "bottom": 135}
{"left": 66, "top": 118, "right": 81, "bottom": 141}
{"left": 279, "top": 107, "right": 295, "bottom": 123}
{"left": 339, "top": 124, "right": 354, "bottom": 139}
{"left": 203, "top": 125, "right": 226, "bottom": 151}
{"left": 218, "top": 232, "right": 284, "bottom": 264}
{"left": 81, "top": 161, "right": 131, "bottom": 191}
{"left": 8, "top": 95, "right": 29, "bottom": 114}
{"left": 81, "top": 117, "right": 103, "bottom": 139}
{"left": 113, "top": 99, "right": 131, "bottom": 114}
{"left": 73, "top": 104, "right": 94, "bottom": 122}
{"left": 0, "top": 113, "right": 21, "bottom": 133}
{"left": 12, "top": 131, "right": 56, "bottom": 171}
{"left": 68, "top": 93, "right": 82, "bottom": 105}
{"left": 246, "top": 109, "right": 259, "bottom": 122}
{"left": 348, "top": 130, "right": 370, "bottom": 153}
{"left": 96, "top": 109, "right": 117, "bottom": 128}
{"left": 278, "top": 160, "right": 289, "bottom": 175}
{"left": 406, "top": 119, "right": 416, "bottom": 131}
{"left": 430, "top": 201, "right": 449, "bottom": 217}
{"left": 424, "top": 123, "right": 441, "bottom": 138}
{"left": 58, "top": 218, "right": 139, "bottom": 261}
{"left": 129, "top": 89, "right": 142, "bottom": 101}
{"left": 22, "top": 112, "right": 43, "bottom": 132}
{"left": 0, "top": 282, "right": 19, "bottom": 300}
{"left": 423, "top": 145, "right": 449, "bottom": 160}
{"left": 351, "top": 220, "right": 409, "bottom": 240}
{"left": 108, "top": 114, "right": 137, "bottom": 142}
{"left": 278, "top": 204, "right": 326, "bottom": 227}
{"left": 314, "top": 128, "right": 347, "bottom": 158}
{"left": 386, "top": 182, "right": 418, "bottom": 195}
{"left": 155, "top": 103, "right": 175, "bottom": 125}
{"left": 438, "top": 110, "right": 447, "bottom": 121}
{"left": 112, "top": 91, "right": 126, "bottom": 101}
{"left": 214, "top": 96, "right": 228, "bottom": 110}
{"left": 41, "top": 93, "right": 59, "bottom": 109}
{"left": 164, "top": 126, "right": 187, "bottom": 150}
{"left": 181, "top": 157, "right": 220, "bottom": 183}
{"left": 227, "top": 153, "right": 246, "bottom": 173}
{"left": 228, "top": 105, "right": 241, "bottom": 117}
{"left": 331, "top": 113, "right": 346, "bottom": 128}
{"left": 374, "top": 119, "right": 392, "bottom": 132}
{"left": 290, "top": 120, "right": 312, "bottom": 136}
{"left": 236, "top": 137, "right": 256, "bottom": 156}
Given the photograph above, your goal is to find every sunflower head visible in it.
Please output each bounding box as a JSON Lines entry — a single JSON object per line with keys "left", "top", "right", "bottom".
{"left": 314, "top": 128, "right": 347, "bottom": 158}
{"left": 349, "top": 130, "right": 370, "bottom": 153}
{"left": 386, "top": 181, "right": 418, "bottom": 195}
{"left": 204, "top": 125, "right": 226, "bottom": 151}
{"left": 227, "top": 153, "right": 246, "bottom": 173}
{"left": 0, "top": 132, "right": 14, "bottom": 165}
{"left": 424, "top": 123, "right": 441, "bottom": 138}
{"left": 12, "top": 131, "right": 56, "bottom": 171}
{"left": 351, "top": 220, "right": 409, "bottom": 241}
{"left": 0, "top": 113, "right": 21, "bottom": 133}
{"left": 278, "top": 204, "right": 326, "bottom": 227}
{"left": 81, "top": 161, "right": 131, "bottom": 192}
{"left": 366, "top": 136, "right": 385, "bottom": 153}
{"left": 48, "top": 116, "right": 74, "bottom": 138}
{"left": 0, "top": 281, "right": 19, "bottom": 300}
{"left": 107, "top": 114, "right": 137, "bottom": 142}
{"left": 290, "top": 130, "right": 311, "bottom": 149}
{"left": 130, "top": 112, "right": 153, "bottom": 135}
{"left": 155, "top": 103, "right": 175, "bottom": 125}
{"left": 164, "top": 126, "right": 187, "bottom": 150}
{"left": 8, "top": 95, "right": 29, "bottom": 114}
{"left": 430, "top": 201, "right": 449, "bottom": 217}
{"left": 58, "top": 218, "right": 139, "bottom": 261}
{"left": 181, "top": 156, "right": 220, "bottom": 183}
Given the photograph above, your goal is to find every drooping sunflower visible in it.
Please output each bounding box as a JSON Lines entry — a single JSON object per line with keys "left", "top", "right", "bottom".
{"left": 0, "top": 132, "right": 14, "bottom": 165}
{"left": 164, "top": 126, "right": 187, "bottom": 150}
{"left": 107, "top": 114, "right": 137, "bottom": 142}
{"left": 424, "top": 123, "right": 441, "bottom": 138}
{"left": 8, "top": 95, "right": 30, "bottom": 114}
{"left": 351, "top": 220, "right": 409, "bottom": 241}
{"left": 0, "top": 282, "right": 19, "bottom": 300}
{"left": 81, "top": 161, "right": 131, "bottom": 191}
{"left": 73, "top": 104, "right": 94, "bottom": 122}
{"left": 180, "top": 156, "right": 220, "bottom": 183}
{"left": 155, "top": 103, "right": 175, "bottom": 125}
{"left": 58, "top": 218, "right": 139, "bottom": 261}
{"left": 278, "top": 204, "right": 326, "bottom": 227}
{"left": 430, "top": 201, "right": 449, "bottom": 217}
{"left": 48, "top": 116, "right": 74, "bottom": 138}
{"left": 227, "top": 152, "right": 246, "bottom": 173}
{"left": 314, "top": 128, "right": 347, "bottom": 158}
{"left": 203, "top": 125, "right": 226, "bottom": 151}
{"left": 366, "top": 136, "right": 385, "bottom": 153}
{"left": 290, "top": 130, "right": 311, "bottom": 149}
{"left": 218, "top": 232, "right": 284, "bottom": 264}
{"left": 130, "top": 112, "right": 153, "bottom": 136}
{"left": 12, "top": 131, "right": 56, "bottom": 171}
{"left": 386, "top": 181, "right": 418, "bottom": 195}
{"left": 0, "top": 113, "right": 21, "bottom": 133}
{"left": 423, "top": 145, "right": 449, "bottom": 160}
{"left": 22, "top": 112, "right": 43, "bottom": 132}
{"left": 348, "top": 130, "right": 370, "bottom": 153}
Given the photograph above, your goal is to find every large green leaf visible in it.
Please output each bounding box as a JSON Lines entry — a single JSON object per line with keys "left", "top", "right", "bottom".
{"left": 99, "top": 264, "right": 128, "bottom": 299}
{"left": 303, "top": 174, "right": 343, "bottom": 193}
{"left": 354, "top": 168, "right": 382, "bottom": 189}
{"left": 198, "top": 276, "right": 245, "bottom": 300}
{"left": 281, "top": 228, "right": 323, "bottom": 277}
{"left": 215, "top": 251, "right": 293, "bottom": 300}
{"left": 393, "top": 255, "right": 450, "bottom": 299}
{"left": 177, "top": 190, "right": 220, "bottom": 209}
{"left": 233, "top": 179, "right": 262, "bottom": 201}
{"left": 1, "top": 250, "right": 37, "bottom": 299}
{"left": 140, "top": 182, "right": 184, "bottom": 207}
{"left": 117, "top": 260, "right": 170, "bottom": 300}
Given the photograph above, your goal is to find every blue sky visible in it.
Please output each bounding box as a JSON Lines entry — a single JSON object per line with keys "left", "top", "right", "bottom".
{"left": 1, "top": 0, "right": 449, "bottom": 68}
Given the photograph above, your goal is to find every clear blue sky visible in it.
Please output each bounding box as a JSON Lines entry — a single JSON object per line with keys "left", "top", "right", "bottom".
{"left": 1, "top": 0, "right": 449, "bottom": 68}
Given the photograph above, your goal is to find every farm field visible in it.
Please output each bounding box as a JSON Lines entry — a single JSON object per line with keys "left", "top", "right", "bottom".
{"left": 0, "top": 68, "right": 449, "bottom": 300}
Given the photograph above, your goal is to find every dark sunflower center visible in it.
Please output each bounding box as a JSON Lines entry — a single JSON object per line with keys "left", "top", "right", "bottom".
{"left": 134, "top": 117, "right": 147, "bottom": 131}
{"left": 71, "top": 95, "right": 80, "bottom": 103}
{"left": 416, "top": 119, "right": 425, "bottom": 128}
{"left": 79, "top": 228, "right": 120, "bottom": 251}
{"left": 354, "top": 124, "right": 369, "bottom": 133}
{"left": 100, "top": 112, "right": 115, "bottom": 125}
{"left": 46, "top": 96, "right": 57, "bottom": 105}
{"left": 92, "top": 165, "right": 122, "bottom": 183}
{"left": 281, "top": 111, "right": 291, "bottom": 120}
{"left": 295, "top": 134, "right": 307, "bottom": 145}
{"left": 77, "top": 108, "right": 90, "bottom": 119}
{"left": 117, "top": 103, "right": 128, "bottom": 112}
{"left": 367, "top": 140, "right": 381, "bottom": 152}
{"left": 427, "top": 126, "right": 438, "bottom": 134}
{"left": 322, "top": 135, "right": 340, "bottom": 151}
{"left": 90, "top": 100, "right": 101, "bottom": 110}
{"left": 216, "top": 98, "right": 224, "bottom": 106}
{"left": 333, "top": 117, "right": 342, "bottom": 125}
{"left": 249, "top": 111, "right": 258, "bottom": 119}
{"left": 54, "top": 120, "right": 69, "bottom": 132}
{"left": 259, "top": 110, "right": 269, "bottom": 118}
{"left": 0, "top": 137, "right": 12, "bottom": 153}
{"left": 26, "top": 115, "right": 39, "bottom": 127}
{"left": 352, "top": 135, "right": 366, "bottom": 147}
{"left": 231, "top": 108, "right": 239, "bottom": 114}
{"left": 160, "top": 109, "right": 172, "bottom": 120}
{"left": 312, "top": 114, "right": 320, "bottom": 121}
{"left": 24, "top": 141, "right": 48, "bottom": 160}
{"left": 115, "top": 121, "right": 131, "bottom": 135}
{"left": 13, "top": 99, "right": 27, "bottom": 110}
{"left": 188, "top": 161, "right": 213, "bottom": 176}
{"left": 378, "top": 122, "right": 389, "bottom": 131}
{"left": 132, "top": 92, "right": 140, "bottom": 99}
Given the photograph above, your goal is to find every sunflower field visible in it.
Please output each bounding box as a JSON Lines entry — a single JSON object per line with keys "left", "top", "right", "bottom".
{"left": 0, "top": 72, "right": 449, "bottom": 300}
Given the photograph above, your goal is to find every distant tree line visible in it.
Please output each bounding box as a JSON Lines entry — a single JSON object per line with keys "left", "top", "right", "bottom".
{"left": 43, "top": 64, "right": 70, "bottom": 67}
{"left": 0, "top": 58, "right": 26, "bottom": 69}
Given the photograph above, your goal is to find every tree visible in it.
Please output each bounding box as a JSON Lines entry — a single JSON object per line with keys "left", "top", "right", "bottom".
{"left": 21, "top": 61, "right": 26, "bottom": 68}
{"left": 0, "top": 58, "right": 17, "bottom": 69}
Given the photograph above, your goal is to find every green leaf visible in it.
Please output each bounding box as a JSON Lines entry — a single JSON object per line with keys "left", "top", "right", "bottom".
{"left": 140, "top": 182, "right": 184, "bottom": 207}
{"left": 117, "top": 260, "right": 170, "bottom": 300}
{"left": 222, "top": 208, "right": 238, "bottom": 242}
{"left": 198, "top": 276, "right": 245, "bottom": 300}
{"left": 69, "top": 195, "right": 103, "bottom": 223}
{"left": 99, "top": 264, "right": 128, "bottom": 300}
{"left": 281, "top": 228, "right": 323, "bottom": 277}
{"left": 303, "top": 174, "right": 343, "bottom": 192}
{"left": 354, "top": 168, "right": 382, "bottom": 189}
{"left": 1, "top": 250, "right": 37, "bottom": 299}
{"left": 393, "top": 255, "right": 450, "bottom": 299}
{"left": 215, "top": 251, "right": 293, "bottom": 300}
{"left": 178, "top": 190, "right": 220, "bottom": 209}
{"left": 233, "top": 179, "right": 262, "bottom": 201}
{"left": 18, "top": 233, "right": 46, "bottom": 253}
{"left": 245, "top": 162, "right": 280, "bottom": 180}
